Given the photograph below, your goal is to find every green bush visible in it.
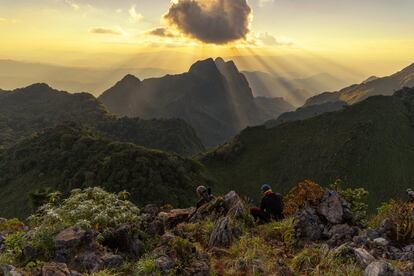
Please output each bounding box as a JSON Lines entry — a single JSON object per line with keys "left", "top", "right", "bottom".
{"left": 25, "top": 187, "right": 141, "bottom": 257}
{"left": 134, "top": 256, "right": 161, "bottom": 276}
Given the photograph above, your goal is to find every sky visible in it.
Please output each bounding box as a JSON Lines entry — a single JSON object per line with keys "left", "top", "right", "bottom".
{"left": 1, "top": 0, "right": 414, "bottom": 79}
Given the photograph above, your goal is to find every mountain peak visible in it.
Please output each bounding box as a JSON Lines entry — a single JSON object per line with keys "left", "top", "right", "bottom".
{"left": 401, "top": 63, "right": 414, "bottom": 74}
{"left": 188, "top": 58, "right": 220, "bottom": 77}
{"left": 23, "top": 83, "right": 53, "bottom": 91}
{"left": 121, "top": 74, "right": 141, "bottom": 84}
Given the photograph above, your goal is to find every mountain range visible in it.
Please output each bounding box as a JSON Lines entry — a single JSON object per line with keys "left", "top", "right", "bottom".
{"left": 0, "top": 83, "right": 204, "bottom": 155}
{"left": 269, "top": 62, "right": 414, "bottom": 126}
{"left": 305, "top": 63, "right": 414, "bottom": 106}
{"left": 201, "top": 87, "right": 414, "bottom": 209}
{"left": 243, "top": 71, "right": 350, "bottom": 107}
{"left": 99, "top": 58, "right": 294, "bottom": 147}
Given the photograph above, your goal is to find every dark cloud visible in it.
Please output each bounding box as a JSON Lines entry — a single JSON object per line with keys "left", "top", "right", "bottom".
{"left": 163, "top": 0, "right": 252, "bottom": 44}
{"left": 147, "top": 27, "right": 176, "bottom": 38}
{"left": 89, "top": 27, "right": 122, "bottom": 35}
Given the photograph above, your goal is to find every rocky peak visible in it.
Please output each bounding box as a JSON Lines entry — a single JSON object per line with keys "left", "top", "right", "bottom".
{"left": 188, "top": 58, "right": 222, "bottom": 79}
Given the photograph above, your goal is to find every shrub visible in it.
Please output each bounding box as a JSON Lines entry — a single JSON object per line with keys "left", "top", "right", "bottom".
{"left": 26, "top": 187, "right": 141, "bottom": 257}
{"left": 369, "top": 199, "right": 414, "bottom": 245}
{"left": 134, "top": 256, "right": 161, "bottom": 276}
{"left": 256, "top": 218, "right": 296, "bottom": 250}
{"left": 170, "top": 236, "right": 198, "bottom": 264}
{"left": 178, "top": 220, "right": 214, "bottom": 247}
{"left": 0, "top": 218, "right": 26, "bottom": 235}
{"left": 283, "top": 180, "right": 325, "bottom": 217}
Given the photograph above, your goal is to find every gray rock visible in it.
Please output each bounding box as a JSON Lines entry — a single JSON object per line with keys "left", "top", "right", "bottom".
{"left": 223, "top": 191, "right": 240, "bottom": 209}
{"left": 148, "top": 219, "right": 165, "bottom": 236}
{"left": 364, "top": 261, "right": 401, "bottom": 276}
{"left": 142, "top": 204, "right": 160, "bottom": 217}
{"left": 101, "top": 253, "right": 124, "bottom": 268}
{"left": 377, "top": 219, "right": 397, "bottom": 241}
{"left": 327, "top": 224, "right": 358, "bottom": 247}
{"left": 103, "top": 224, "right": 144, "bottom": 257}
{"left": 156, "top": 256, "right": 175, "bottom": 272}
{"left": 317, "top": 189, "right": 353, "bottom": 224}
{"left": 183, "top": 259, "right": 210, "bottom": 276}
{"left": 209, "top": 217, "right": 241, "bottom": 248}
{"left": 73, "top": 251, "right": 103, "bottom": 273}
{"left": 41, "top": 262, "right": 71, "bottom": 276}
{"left": 54, "top": 227, "right": 94, "bottom": 263}
{"left": 294, "top": 207, "right": 323, "bottom": 241}
{"left": 354, "top": 248, "right": 376, "bottom": 268}
{"left": 373, "top": 238, "right": 390, "bottom": 247}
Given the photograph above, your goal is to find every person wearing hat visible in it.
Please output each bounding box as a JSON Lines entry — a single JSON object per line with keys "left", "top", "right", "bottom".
{"left": 250, "top": 184, "right": 285, "bottom": 223}
{"left": 196, "top": 185, "right": 214, "bottom": 209}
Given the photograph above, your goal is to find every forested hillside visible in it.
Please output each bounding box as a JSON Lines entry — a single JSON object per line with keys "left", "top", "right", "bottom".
{"left": 202, "top": 87, "right": 414, "bottom": 210}
{"left": 0, "top": 124, "right": 208, "bottom": 218}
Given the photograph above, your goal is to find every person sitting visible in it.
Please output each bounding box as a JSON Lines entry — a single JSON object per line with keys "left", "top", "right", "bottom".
{"left": 250, "top": 184, "right": 285, "bottom": 223}
{"left": 196, "top": 185, "right": 214, "bottom": 209}
{"left": 407, "top": 188, "right": 414, "bottom": 203}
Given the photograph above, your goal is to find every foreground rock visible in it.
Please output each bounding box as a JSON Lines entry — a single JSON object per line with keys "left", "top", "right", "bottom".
{"left": 364, "top": 261, "right": 402, "bottom": 276}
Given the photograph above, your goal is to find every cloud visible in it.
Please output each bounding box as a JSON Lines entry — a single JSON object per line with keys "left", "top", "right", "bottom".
{"left": 147, "top": 27, "right": 176, "bottom": 38}
{"left": 258, "top": 32, "right": 280, "bottom": 45}
{"left": 89, "top": 27, "right": 125, "bottom": 35}
{"left": 163, "top": 0, "right": 252, "bottom": 45}
{"left": 129, "top": 5, "right": 144, "bottom": 22}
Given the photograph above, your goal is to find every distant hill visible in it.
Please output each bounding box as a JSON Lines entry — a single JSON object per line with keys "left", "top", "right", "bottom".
{"left": 0, "top": 124, "right": 207, "bottom": 218}
{"left": 0, "top": 83, "right": 204, "bottom": 155}
{"left": 266, "top": 101, "right": 348, "bottom": 127}
{"left": 305, "top": 63, "right": 414, "bottom": 106}
{"left": 0, "top": 59, "right": 170, "bottom": 96}
{"left": 99, "top": 58, "right": 294, "bottom": 147}
{"left": 201, "top": 87, "right": 414, "bottom": 209}
{"left": 242, "top": 71, "right": 350, "bottom": 106}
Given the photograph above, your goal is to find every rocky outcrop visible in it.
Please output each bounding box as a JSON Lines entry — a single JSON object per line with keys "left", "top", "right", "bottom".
{"left": 209, "top": 217, "right": 242, "bottom": 248}
{"left": 317, "top": 190, "right": 353, "bottom": 224}
{"left": 53, "top": 227, "right": 123, "bottom": 273}
{"left": 158, "top": 208, "right": 195, "bottom": 228}
{"left": 364, "top": 261, "right": 402, "bottom": 276}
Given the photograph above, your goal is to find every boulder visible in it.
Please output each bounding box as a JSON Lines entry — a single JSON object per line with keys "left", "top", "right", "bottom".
{"left": 373, "top": 238, "right": 390, "bottom": 247}
{"left": 223, "top": 191, "right": 240, "bottom": 209}
{"left": 156, "top": 256, "right": 175, "bottom": 273}
{"left": 54, "top": 227, "right": 95, "bottom": 263}
{"left": 103, "top": 224, "right": 145, "bottom": 257}
{"left": 209, "top": 217, "right": 242, "bottom": 248}
{"left": 183, "top": 259, "right": 210, "bottom": 276}
{"left": 41, "top": 262, "right": 71, "bottom": 276}
{"left": 72, "top": 251, "right": 103, "bottom": 273}
{"left": 294, "top": 207, "right": 323, "bottom": 241}
{"left": 354, "top": 248, "right": 376, "bottom": 268}
{"left": 327, "top": 224, "right": 358, "bottom": 247}
{"left": 101, "top": 253, "right": 124, "bottom": 268}
{"left": 377, "top": 219, "right": 398, "bottom": 241}
{"left": 158, "top": 208, "right": 195, "bottom": 228}
{"left": 364, "top": 261, "right": 401, "bottom": 276}
{"left": 317, "top": 190, "right": 352, "bottom": 224}
{"left": 142, "top": 204, "right": 160, "bottom": 217}
{"left": 148, "top": 219, "right": 165, "bottom": 236}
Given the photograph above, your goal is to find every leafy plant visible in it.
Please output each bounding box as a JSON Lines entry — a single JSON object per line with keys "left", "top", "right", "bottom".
{"left": 256, "top": 217, "right": 296, "bottom": 250}
{"left": 369, "top": 199, "right": 414, "bottom": 245}
{"left": 283, "top": 180, "right": 325, "bottom": 217}
{"left": 134, "top": 256, "right": 161, "bottom": 276}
